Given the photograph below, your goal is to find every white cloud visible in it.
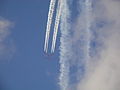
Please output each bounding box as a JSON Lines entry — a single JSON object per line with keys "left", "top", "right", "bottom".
{"left": 77, "top": 30, "right": 120, "bottom": 90}
{"left": 0, "top": 17, "right": 15, "bottom": 61}
{"left": 77, "top": 0, "right": 120, "bottom": 90}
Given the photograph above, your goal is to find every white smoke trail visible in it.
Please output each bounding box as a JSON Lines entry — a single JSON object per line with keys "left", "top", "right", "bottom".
{"left": 51, "top": 0, "right": 61, "bottom": 53}
{"left": 44, "top": 0, "right": 56, "bottom": 53}
{"left": 59, "top": 0, "right": 93, "bottom": 89}
{"left": 84, "top": 0, "right": 92, "bottom": 72}
{"left": 68, "top": 0, "right": 93, "bottom": 88}
{"left": 59, "top": 0, "right": 71, "bottom": 90}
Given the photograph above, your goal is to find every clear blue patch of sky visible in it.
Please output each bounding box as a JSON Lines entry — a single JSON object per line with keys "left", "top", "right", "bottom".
{"left": 0, "top": 0, "right": 60, "bottom": 90}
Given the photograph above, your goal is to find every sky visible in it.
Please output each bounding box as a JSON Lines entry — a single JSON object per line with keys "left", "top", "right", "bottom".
{"left": 0, "top": 0, "right": 120, "bottom": 90}
{"left": 0, "top": 0, "right": 60, "bottom": 90}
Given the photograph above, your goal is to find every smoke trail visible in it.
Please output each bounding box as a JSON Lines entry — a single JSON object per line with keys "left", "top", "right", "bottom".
{"left": 68, "top": 0, "right": 93, "bottom": 89}
{"left": 83, "top": 0, "right": 92, "bottom": 72}
{"left": 59, "top": 0, "right": 71, "bottom": 90}
{"left": 59, "top": 0, "right": 93, "bottom": 89}
{"left": 58, "top": 0, "right": 92, "bottom": 89}
{"left": 44, "top": 0, "right": 56, "bottom": 53}
{"left": 51, "top": 0, "right": 61, "bottom": 53}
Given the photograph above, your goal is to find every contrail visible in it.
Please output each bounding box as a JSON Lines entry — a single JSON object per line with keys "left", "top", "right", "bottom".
{"left": 84, "top": 0, "right": 92, "bottom": 70}
{"left": 59, "top": 0, "right": 93, "bottom": 90}
{"left": 51, "top": 0, "right": 62, "bottom": 53}
{"left": 59, "top": 0, "right": 71, "bottom": 90}
{"left": 44, "top": 0, "right": 71, "bottom": 88}
{"left": 44, "top": 0, "right": 56, "bottom": 53}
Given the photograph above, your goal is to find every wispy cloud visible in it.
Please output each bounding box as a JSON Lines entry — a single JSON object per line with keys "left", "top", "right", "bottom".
{"left": 77, "top": 0, "right": 120, "bottom": 90}
{"left": 0, "top": 17, "right": 15, "bottom": 61}
{"left": 77, "top": 30, "right": 120, "bottom": 90}
{"left": 59, "top": 0, "right": 72, "bottom": 89}
{"left": 59, "top": 0, "right": 120, "bottom": 90}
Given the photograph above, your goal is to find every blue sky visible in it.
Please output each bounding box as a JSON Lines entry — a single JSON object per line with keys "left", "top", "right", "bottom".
{"left": 0, "top": 0, "right": 60, "bottom": 90}
{"left": 0, "top": 0, "right": 120, "bottom": 90}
